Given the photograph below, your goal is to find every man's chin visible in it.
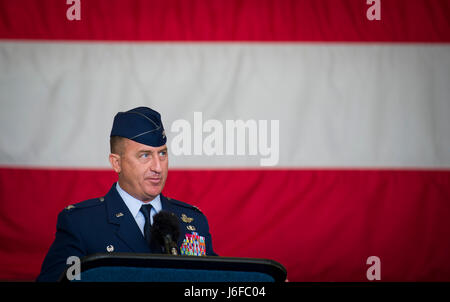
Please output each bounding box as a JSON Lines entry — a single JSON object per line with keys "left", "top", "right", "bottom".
{"left": 143, "top": 185, "right": 163, "bottom": 200}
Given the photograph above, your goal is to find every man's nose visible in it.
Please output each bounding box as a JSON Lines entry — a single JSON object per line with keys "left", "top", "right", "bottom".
{"left": 150, "top": 153, "right": 162, "bottom": 173}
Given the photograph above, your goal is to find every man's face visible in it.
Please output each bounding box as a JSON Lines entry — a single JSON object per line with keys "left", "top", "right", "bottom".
{"left": 109, "top": 138, "right": 168, "bottom": 202}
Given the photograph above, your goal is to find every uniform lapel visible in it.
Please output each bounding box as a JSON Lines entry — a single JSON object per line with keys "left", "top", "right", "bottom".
{"left": 161, "top": 194, "right": 184, "bottom": 247}
{"left": 161, "top": 194, "right": 176, "bottom": 213}
{"left": 104, "top": 184, "right": 151, "bottom": 253}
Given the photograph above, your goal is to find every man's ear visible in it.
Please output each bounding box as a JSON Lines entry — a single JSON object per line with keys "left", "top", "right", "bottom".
{"left": 109, "top": 153, "right": 121, "bottom": 173}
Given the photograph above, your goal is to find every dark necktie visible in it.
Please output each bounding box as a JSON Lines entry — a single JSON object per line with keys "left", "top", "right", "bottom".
{"left": 139, "top": 204, "right": 153, "bottom": 246}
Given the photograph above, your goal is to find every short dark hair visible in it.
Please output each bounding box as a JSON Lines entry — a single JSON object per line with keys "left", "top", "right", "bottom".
{"left": 110, "top": 136, "right": 126, "bottom": 155}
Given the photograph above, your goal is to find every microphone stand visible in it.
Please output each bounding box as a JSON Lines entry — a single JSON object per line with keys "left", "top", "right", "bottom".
{"left": 163, "top": 234, "right": 178, "bottom": 255}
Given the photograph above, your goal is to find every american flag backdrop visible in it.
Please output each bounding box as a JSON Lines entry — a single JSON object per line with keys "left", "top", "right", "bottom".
{"left": 0, "top": 0, "right": 450, "bottom": 281}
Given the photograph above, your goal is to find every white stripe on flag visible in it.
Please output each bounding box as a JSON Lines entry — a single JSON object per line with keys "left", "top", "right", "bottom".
{"left": 1, "top": 42, "right": 449, "bottom": 168}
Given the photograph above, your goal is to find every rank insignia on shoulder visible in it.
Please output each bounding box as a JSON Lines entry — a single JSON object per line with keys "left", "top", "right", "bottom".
{"left": 181, "top": 214, "right": 194, "bottom": 223}
{"left": 65, "top": 205, "right": 75, "bottom": 210}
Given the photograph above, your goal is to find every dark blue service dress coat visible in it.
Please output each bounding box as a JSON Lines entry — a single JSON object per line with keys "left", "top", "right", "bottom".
{"left": 37, "top": 183, "right": 217, "bottom": 282}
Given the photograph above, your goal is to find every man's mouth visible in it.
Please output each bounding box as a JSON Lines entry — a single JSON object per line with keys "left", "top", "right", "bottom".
{"left": 145, "top": 177, "right": 161, "bottom": 184}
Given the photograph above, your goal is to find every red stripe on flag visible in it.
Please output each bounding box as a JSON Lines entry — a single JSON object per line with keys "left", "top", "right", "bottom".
{"left": 0, "top": 0, "right": 449, "bottom": 42}
{"left": 1, "top": 167, "right": 449, "bottom": 281}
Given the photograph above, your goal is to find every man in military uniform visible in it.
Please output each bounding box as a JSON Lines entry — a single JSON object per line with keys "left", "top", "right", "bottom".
{"left": 37, "top": 107, "right": 217, "bottom": 282}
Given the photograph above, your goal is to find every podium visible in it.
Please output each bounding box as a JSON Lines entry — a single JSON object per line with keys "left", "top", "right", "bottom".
{"left": 60, "top": 253, "right": 287, "bottom": 282}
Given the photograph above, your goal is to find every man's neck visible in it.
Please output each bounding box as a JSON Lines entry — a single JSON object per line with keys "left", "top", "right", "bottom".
{"left": 116, "top": 181, "right": 157, "bottom": 203}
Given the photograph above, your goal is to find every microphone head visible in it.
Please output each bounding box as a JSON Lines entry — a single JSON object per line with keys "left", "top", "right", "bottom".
{"left": 150, "top": 210, "right": 181, "bottom": 247}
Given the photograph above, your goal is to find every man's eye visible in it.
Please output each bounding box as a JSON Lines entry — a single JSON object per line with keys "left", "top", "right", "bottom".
{"left": 159, "top": 151, "right": 167, "bottom": 157}
{"left": 140, "top": 153, "right": 149, "bottom": 158}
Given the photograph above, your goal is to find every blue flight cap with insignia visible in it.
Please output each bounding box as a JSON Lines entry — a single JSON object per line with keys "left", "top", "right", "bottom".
{"left": 110, "top": 107, "right": 167, "bottom": 147}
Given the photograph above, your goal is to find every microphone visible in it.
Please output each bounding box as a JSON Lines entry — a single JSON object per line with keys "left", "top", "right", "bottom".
{"left": 150, "top": 210, "right": 181, "bottom": 255}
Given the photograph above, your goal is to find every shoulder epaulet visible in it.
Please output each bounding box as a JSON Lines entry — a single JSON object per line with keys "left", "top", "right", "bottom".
{"left": 64, "top": 196, "right": 105, "bottom": 212}
{"left": 166, "top": 196, "right": 202, "bottom": 213}
{"left": 192, "top": 205, "right": 203, "bottom": 213}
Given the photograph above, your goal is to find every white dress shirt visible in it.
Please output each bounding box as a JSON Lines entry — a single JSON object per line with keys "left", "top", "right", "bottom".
{"left": 115, "top": 182, "right": 162, "bottom": 236}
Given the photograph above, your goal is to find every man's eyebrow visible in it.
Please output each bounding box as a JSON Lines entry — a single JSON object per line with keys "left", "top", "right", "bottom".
{"left": 137, "top": 147, "right": 168, "bottom": 153}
